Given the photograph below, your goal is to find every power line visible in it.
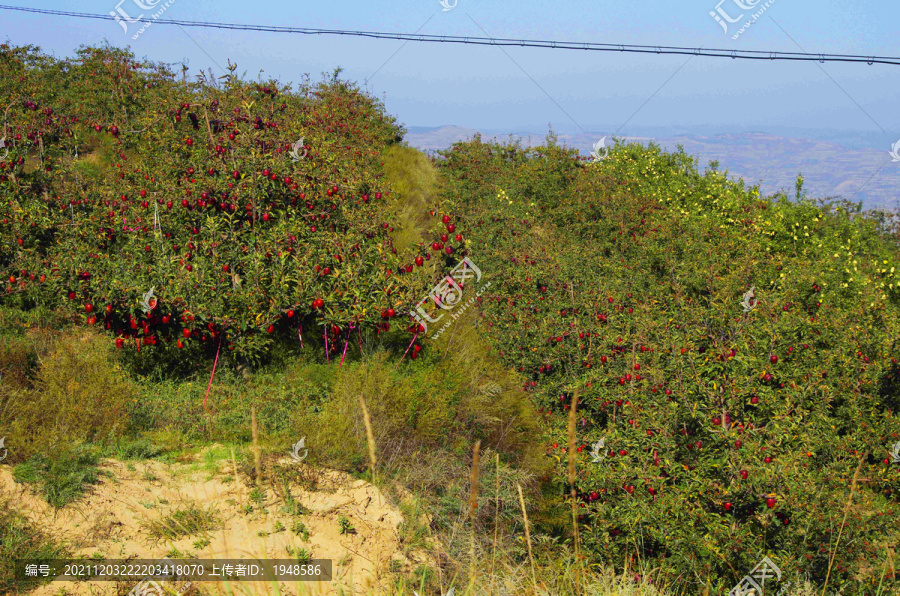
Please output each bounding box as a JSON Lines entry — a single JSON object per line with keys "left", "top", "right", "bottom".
{"left": 3, "top": 4, "right": 900, "bottom": 66}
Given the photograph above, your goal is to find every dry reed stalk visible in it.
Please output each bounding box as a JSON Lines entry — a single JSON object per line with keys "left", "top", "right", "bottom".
{"left": 490, "top": 451, "right": 500, "bottom": 594}
{"left": 822, "top": 452, "right": 866, "bottom": 596}
{"left": 468, "top": 440, "right": 481, "bottom": 594}
{"left": 567, "top": 390, "right": 582, "bottom": 594}
{"left": 359, "top": 394, "right": 377, "bottom": 479}
{"left": 251, "top": 406, "right": 262, "bottom": 496}
{"left": 516, "top": 482, "right": 538, "bottom": 595}
{"left": 231, "top": 447, "right": 244, "bottom": 509}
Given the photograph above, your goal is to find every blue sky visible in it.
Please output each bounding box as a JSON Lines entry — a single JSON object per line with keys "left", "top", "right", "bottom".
{"left": 2, "top": 0, "right": 899, "bottom": 139}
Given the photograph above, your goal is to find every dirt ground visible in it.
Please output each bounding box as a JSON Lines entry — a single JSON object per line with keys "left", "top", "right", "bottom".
{"left": 1, "top": 447, "right": 437, "bottom": 596}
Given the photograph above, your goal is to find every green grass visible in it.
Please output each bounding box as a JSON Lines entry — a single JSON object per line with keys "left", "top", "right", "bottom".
{"left": 109, "top": 437, "right": 166, "bottom": 460}
{"left": 285, "top": 546, "right": 313, "bottom": 564}
{"left": 0, "top": 499, "right": 69, "bottom": 594}
{"left": 141, "top": 501, "right": 221, "bottom": 541}
{"left": 11, "top": 444, "right": 103, "bottom": 508}
{"left": 338, "top": 514, "right": 356, "bottom": 535}
{"left": 291, "top": 520, "right": 310, "bottom": 542}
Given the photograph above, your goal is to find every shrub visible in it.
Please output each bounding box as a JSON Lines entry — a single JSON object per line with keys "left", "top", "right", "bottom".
{"left": 0, "top": 43, "right": 455, "bottom": 369}
{"left": 437, "top": 136, "right": 900, "bottom": 595}
{"left": 2, "top": 328, "right": 137, "bottom": 463}
{"left": 300, "top": 347, "right": 547, "bottom": 478}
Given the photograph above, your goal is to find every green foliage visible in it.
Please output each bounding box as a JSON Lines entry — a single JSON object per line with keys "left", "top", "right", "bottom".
{"left": 297, "top": 346, "right": 547, "bottom": 481}
{"left": 0, "top": 42, "right": 442, "bottom": 369}
{"left": 0, "top": 498, "right": 69, "bottom": 593}
{"left": 1, "top": 328, "right": 136, "bottom": 463}
{"left": 110, "top": 437, "right": 165, "bottom": 460}
{"left": 286, "top": 545, "right": 313, "bottom": 563}
{"left": 291, "top": 520, "right": 310, "bottom": 541}
{"left": 381, "top": 144, "right": 442, "bottom": 252}
{"left": 338, "top": 514, "right": 356, "bottom": 535}
{"left": 141, "top": 500, "right": 221, "bottom": 541}
{"left": 436, "top": 135, "right": 900, "bottom": 595}
{"left": 3, "top": 41, "right": 899, "bottom": 595}
{"left": 11, "top": 444, "right": 102, "bottom": 508}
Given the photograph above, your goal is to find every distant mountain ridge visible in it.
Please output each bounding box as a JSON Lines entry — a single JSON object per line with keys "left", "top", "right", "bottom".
{"left": 402, "top": 126, "right": 900, "bottom": 210}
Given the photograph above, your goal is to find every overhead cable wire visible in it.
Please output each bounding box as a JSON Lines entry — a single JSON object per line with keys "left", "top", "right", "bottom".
{"left": 2, "top": 4, "right": 899, "bottom": 66}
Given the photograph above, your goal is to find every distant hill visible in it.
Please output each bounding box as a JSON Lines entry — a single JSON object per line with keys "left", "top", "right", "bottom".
{"left": 403, "top": 126, "right": 900, "bottom": 210}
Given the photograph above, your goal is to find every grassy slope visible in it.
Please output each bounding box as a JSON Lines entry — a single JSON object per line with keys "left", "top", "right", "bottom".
{"left": 0, "top": 48, "right": 898, "bottom": 594}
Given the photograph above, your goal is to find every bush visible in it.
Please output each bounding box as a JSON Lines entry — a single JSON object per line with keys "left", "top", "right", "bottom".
{"left": 298, "top": 347, "right": 548, "bottom": 479}
{"left": 0, "top": 43, "right": 453, "bottom": 367}
{"left": 436, "top": 136, "right": 900, "bottom": 595}
{"left": 2, "top": 328, "right": 137, "bottom": 463}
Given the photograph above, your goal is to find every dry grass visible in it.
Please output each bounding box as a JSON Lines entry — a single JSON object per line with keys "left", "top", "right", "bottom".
{"left": 1, "top": 327, "right": 137, "bottom": 464}
{"left": 140, "top": 499, "right": 221, "bottom": 542}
